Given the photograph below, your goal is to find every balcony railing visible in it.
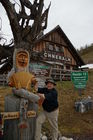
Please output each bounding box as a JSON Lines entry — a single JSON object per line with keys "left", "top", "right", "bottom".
{"left": 50, "top": 68, "right": 72, "bottom": 81}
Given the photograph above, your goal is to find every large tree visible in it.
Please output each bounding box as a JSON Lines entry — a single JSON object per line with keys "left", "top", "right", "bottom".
{"left": 0, "top": 0, "right": 50, "bottom": 57}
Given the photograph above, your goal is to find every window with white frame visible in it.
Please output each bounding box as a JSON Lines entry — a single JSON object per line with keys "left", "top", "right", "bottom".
{"left": 49, "top": 44, "right": 54, "bottom": 51}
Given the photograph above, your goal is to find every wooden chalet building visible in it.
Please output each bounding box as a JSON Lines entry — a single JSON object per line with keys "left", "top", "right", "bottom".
{"left": 0, "top": 25, "right": 84, "bottom": 81}
{"left": 29, "top": 25, "right": 84, "bottom": 81}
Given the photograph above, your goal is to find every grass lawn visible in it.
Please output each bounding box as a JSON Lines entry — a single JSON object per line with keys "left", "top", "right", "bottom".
{"left": 0, "top": 70, "right": 93, "bottom": 136}
{"left": 57, "top": 70, "right": 93, "bottom": 136}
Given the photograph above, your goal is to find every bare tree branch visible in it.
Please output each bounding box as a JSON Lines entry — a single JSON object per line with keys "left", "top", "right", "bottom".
{"left": 0, "top": 0, "right": 50, "bottom": 50}
{"left": 20, "top": 0, "right": 32, "bottom": 9}
{"left": 41, "top": 2, "right": 51, "bottom": 30}
{"left": 0, "top": 0, "right": 22, "bottom": 43}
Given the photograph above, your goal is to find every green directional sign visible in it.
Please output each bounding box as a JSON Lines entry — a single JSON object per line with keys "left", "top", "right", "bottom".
{"left": 71, "top": 71, "right": 88, "bottom": 89}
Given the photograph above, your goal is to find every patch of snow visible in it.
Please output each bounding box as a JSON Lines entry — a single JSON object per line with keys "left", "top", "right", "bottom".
{"left": 45, "top": 61, "right": 63, "bottom": 65}
{"left": 79, "top": 64, "right": 93, "bottom": 69}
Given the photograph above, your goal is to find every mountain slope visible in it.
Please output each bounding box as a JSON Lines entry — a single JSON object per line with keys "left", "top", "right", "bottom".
{"left": 79, "top": 45, "right": 93, "bottom": 64}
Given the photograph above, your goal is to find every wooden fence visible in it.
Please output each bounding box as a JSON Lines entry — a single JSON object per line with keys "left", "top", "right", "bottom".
{"left": 0, "top": 69, "right": 72, "bottom": 86}
{"left": 50, "top": 68, "right": 71, "bottom": 81}
{"left": 0, "top": 74, "right": 7, "bottom": 86}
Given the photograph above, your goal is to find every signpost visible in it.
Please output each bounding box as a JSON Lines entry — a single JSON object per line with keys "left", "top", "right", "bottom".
{"left": 71, "top": 71, "right": 88, "bottom": 96}
{"left": 29, "top": 63, "right": 50, "bottom": 77}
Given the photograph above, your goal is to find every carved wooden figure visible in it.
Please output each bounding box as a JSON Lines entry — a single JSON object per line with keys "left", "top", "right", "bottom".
{"left": 4, "top": 49, "right": 40, "bottom": 140}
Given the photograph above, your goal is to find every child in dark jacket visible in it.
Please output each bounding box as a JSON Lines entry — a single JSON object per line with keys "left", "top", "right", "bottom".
{"left": 35, "top": 78, "right": 59, "bottom": 140}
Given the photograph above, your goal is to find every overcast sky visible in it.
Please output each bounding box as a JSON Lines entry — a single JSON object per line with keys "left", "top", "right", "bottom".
{"left": 0, "top": 0, "right": 93, "bottom": 49}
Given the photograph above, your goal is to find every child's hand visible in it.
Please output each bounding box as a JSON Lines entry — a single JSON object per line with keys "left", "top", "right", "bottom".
{"left": 38, "top": 93, "right": 45, "bottom": 106}
{"left": 38, "top": 93, "right": 45, "bottom": 99}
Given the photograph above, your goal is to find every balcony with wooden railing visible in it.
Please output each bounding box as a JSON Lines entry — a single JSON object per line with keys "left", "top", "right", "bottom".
{"left": 50, "top": 68, "right": 72, "bottom": 81}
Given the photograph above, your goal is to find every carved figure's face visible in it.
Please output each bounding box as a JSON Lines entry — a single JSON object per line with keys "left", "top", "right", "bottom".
{"left": 16, "top": 51, "right": 29, "bottom": 68}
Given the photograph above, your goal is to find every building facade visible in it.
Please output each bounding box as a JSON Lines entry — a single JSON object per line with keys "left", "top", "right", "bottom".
{"left": 30, "top": 25, "right": 84, "bottom": 81}
{"left": 0, "top": 25, "right": 84, "bottom": 81}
